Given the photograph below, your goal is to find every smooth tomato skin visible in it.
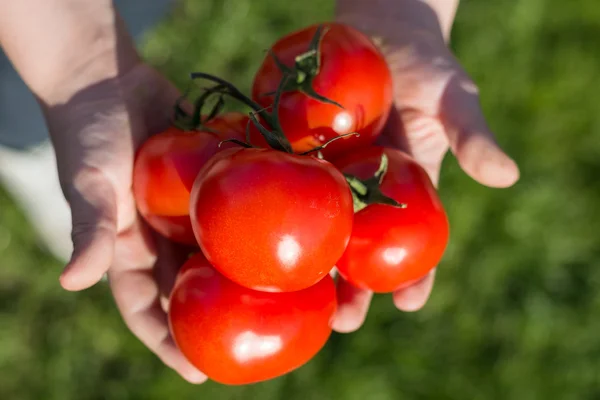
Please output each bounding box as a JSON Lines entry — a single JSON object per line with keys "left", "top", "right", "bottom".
{"left": 333, "top": 147, "right": 450, "bottom": 293}
{"left": 252, "top": 22, "right": 393, "bottom": 157}
{"left": 168, "top": 252, "right": 336, "bottom": 385}
{"left": 190, "top": 148, "right": 353, "bottom": 292}
{"left": 133, "top": 113, "right": 247, "bottom": 245}
{"left": 204, "top": 111, "right": 250, "bottom": 144}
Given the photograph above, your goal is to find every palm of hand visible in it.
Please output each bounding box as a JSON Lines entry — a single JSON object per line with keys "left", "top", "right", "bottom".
{"left": 332, "top": 26, "right": 519, "bottom": 332}
{"left": 47, "top": 64, "right": 207, "bottom": 383}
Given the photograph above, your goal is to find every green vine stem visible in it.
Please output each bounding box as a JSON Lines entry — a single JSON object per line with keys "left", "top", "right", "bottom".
{"left": 218, "top": 138, "right": 253, "bottom": 149}
{"left": 298, "top": 132, "right": 360, "bottom": 155}
{"left": 189, "top": 26, "right": 359, "bottom": 155}
{"left": 190, "top": 71, "right": 294, "bottom": 153}
{"left": 190, "top": 72, "right": 270, "bottom": 123}
{"left": 172, "top": 83, "right": 227, "bottom": 132}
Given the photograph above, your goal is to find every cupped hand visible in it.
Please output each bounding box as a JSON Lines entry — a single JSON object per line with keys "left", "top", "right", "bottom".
{"left": 43, "top": 64, "right": 206, "bottom": 383}
{"left": 332, "top": 14, "right": 520, "bottom": 332}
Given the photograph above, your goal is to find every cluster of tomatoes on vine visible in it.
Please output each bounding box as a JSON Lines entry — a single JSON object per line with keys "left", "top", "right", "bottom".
{"left": 132, "top": 23, "right": 449, "bottom": 385}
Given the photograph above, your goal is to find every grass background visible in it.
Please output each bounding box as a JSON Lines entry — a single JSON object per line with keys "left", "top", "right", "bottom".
{"left": 2, "top": 0, "right": 600, "bottom": 398}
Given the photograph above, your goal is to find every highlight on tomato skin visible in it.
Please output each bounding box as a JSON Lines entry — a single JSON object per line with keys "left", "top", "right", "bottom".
{"left": 189, "top": 146, "right": 354, "bottom": 293}
{"left": 168, "top": 252, "right": 337, "bottom": 385}
{"left": 333, "top": 146, "right": 450, "bottom": 293}
{"left": 132, "top": 113, "right": 248, "bottom": 245}
{"left": 251, "top": 22, "right": 393, "bottom": 157}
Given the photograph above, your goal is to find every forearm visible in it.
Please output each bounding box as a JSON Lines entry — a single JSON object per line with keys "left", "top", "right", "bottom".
{"left": 0, "top": 0, "right": 139, "bottom": 104}
{"left": 417, "top": 0, "right": 459, "bottom": 40}
{"left": 336, "top": 0, "right": 459, "bottom": 43}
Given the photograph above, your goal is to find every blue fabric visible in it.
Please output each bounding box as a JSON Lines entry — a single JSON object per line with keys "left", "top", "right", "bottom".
{"left": 0, "top": 0, "right": 173, "bottom": 149}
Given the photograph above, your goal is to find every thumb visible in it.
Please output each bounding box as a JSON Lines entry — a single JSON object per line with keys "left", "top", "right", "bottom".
{"left": 59, "top": 169, "right": 117, "bottom": 291}
{"left": 440, "top": 72, "right": 520, "bottom": 188}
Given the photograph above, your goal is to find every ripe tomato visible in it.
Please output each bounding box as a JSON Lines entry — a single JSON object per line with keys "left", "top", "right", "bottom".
{"left": 251, "top": 22, "right": 393, "bottom": 156}
{"left": 133, "top": 112, "right": 247, "bottom": 245}
{"left": 333, "top": 147, "right": 449, "bottom": 293}
{"left": 190, "top": 147, "right": 353, "bottom": 292}
{"left": 168, "top": 252, "right": 336, "bottom": 385}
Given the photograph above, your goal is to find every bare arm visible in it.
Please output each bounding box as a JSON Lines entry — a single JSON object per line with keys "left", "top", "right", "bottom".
{"left": 0, "top": 1, "right": 206, "bottom": 383}
{"left": 424, "top": 0, "right": 460, "bottom": 39}
{"left": 336, "top": 0, "right": 459, "bottom": 42}
{"left": 0, "top": 0, "right": 138, "bottom": 104}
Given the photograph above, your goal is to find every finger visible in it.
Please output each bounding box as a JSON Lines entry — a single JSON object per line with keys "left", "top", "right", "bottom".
{"left": 439, "top": 72, "right": 520, "bottom": 188}
{"left": 108, "top": 266, "right": 207, "bottom": 384}
{"left": 332, "top": 276, "right": 373, "bottom": 333}
{"left": 59, "top": 169, "right": 117, "bottom": 291}
{"left": 109, "top": 219, "right": 205, "bottom": 383}
{"left": 392, "top": 269, "right": 436, "bottom": 312}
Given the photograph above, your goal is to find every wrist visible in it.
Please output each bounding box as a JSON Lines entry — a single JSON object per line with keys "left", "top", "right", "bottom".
{"left": 41, "top": 16, "right": 141, "bottom": 106}
{"left": 0, "top": 0, "right": 140, "bottom": 105}
{"left": 335, "top": 0, "right": 457, "bottom": 44}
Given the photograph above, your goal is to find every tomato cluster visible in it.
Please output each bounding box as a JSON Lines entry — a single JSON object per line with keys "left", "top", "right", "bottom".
{"left": 132, "top": 22, "right": 449, "bottom": 385}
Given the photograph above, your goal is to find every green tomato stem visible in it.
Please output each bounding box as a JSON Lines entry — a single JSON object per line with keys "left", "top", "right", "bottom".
{"left": 344, "top": 153, "right": 406, "bottom": 213}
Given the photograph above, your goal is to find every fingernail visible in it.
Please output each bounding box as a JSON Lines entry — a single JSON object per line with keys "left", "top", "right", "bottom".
{"left": 394, "top": 293, "right": 427, "bottom": 312}
{"left": 184, "top": 368, "right": 207, "bottom": 384}
{"left": 393, "top": 272, "right": 435, "bottom": 311}
{"left": 332, "top": 308, "right": 364, "bottom": 333}
{"left": 481, "top": 153, "right": 520, "bottom": 188}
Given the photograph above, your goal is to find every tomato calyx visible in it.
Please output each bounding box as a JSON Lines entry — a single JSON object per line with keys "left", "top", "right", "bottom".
{"left": 265, "top": 25, "right": 343, "bottom": 108}
{"left": 344, "top": 153, "right": 407, "bottom": 212}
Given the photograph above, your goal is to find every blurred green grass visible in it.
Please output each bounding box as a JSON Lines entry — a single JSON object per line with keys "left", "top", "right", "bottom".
{"left": 2, "top": 0, "right": 600, "bottom": 398}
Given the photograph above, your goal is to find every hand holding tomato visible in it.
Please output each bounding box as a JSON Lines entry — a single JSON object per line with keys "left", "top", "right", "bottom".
{"left": 47, "top": 64, "right": 207, "bottom": 383}
{"left": 48, "top": 0, "right": 521, "bottom": 386}
{"left": 331, "top": 5, "right": 520, "bottom": 332}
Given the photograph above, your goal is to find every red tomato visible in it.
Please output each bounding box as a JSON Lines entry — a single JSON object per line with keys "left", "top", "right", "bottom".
{"left": 133, "top": 113, "right": 247, "bottom": 245}
{"left": 333, "top": 147, "right": 449, "bottom": 293}
{"left": 252, "top": 22, "right": 393, "bottom": 156}
{"left": 168, "top": 252, "right": 336, "bottom": 385}
{"left": 189, "top": 147, "right": 353, "bottom": 292}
